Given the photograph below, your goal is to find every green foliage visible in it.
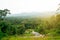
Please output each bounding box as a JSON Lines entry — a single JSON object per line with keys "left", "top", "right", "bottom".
{"left": 16, "top": 25, "right": 26, "bottom": 35}
{"left": 0, "top": 12, "right": 60, "bottom": 39}
{"left": 0, "top": 21, "right": 10, "bottom": 33}
{"left": 0, "top": 9, "right": 10, "bottom": 20}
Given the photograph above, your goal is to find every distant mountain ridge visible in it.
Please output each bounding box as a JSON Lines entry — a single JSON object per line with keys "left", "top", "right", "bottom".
{"left": 6, "top": 12, "right": 57, "bottom": 18}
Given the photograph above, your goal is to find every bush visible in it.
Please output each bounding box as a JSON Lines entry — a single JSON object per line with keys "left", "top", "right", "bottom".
{"left": 16, "top": 25, "right": 26, "bottom": 35}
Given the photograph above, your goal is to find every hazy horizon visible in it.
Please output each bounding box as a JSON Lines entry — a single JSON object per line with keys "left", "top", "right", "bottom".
{"left": 0, "top": 0, "right": 60, "bottom": 14}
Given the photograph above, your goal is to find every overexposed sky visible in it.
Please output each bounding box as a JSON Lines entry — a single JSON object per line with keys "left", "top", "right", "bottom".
{"left": 0, "top": 0, "right": 60, "bottom": 14}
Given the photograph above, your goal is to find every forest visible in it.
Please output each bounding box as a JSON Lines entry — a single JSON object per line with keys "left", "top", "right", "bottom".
{"left": 0, "top": 9, "right": 60, "bottom": 40}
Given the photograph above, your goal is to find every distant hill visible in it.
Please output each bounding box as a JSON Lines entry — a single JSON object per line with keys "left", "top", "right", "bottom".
{"left": 6, "top": 12, "right": 56, "bottom": 18}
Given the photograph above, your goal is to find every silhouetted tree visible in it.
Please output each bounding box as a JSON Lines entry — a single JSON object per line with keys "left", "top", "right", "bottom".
{"left": 0, "top": 9, "right": 11, "bottom": 20}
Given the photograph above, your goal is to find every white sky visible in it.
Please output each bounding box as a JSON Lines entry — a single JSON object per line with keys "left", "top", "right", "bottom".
{"left": 0, "top": 0, "right": 60, "bottom": 14}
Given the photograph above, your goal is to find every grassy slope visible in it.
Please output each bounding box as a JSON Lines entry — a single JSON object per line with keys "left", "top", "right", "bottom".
{"left": 1, "top": 36, "right": 60, "bottom": 40}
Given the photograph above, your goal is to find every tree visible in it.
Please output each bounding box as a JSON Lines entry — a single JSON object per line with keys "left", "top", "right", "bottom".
{"left": 0, "top": 9, "right": 11, "bottom": 20}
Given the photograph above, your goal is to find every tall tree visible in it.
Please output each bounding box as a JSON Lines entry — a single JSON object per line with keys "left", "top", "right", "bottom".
{"left": 0, "top": 9, "right": 11, "bottom": 20}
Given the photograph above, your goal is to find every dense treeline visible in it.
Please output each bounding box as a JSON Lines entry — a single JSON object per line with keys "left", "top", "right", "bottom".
{"left": 0, "top": 13, "right": 60, "bottom": 35}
